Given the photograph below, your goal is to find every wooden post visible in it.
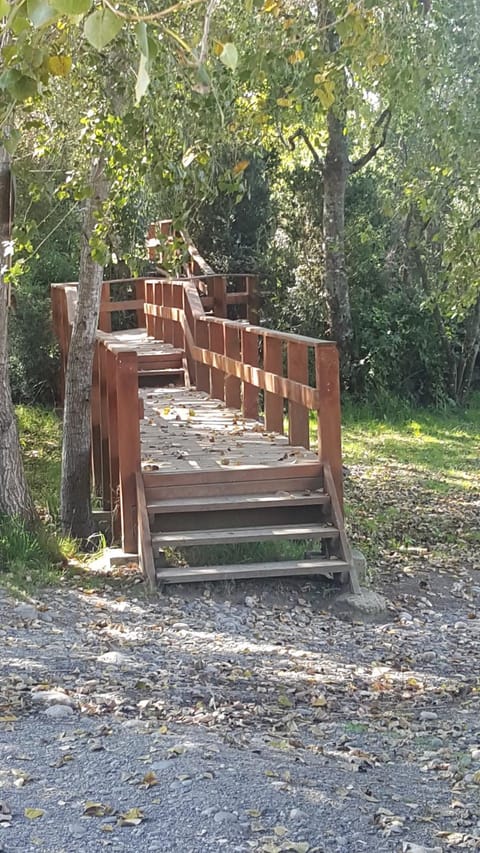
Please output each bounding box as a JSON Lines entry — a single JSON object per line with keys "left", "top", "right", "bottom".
{"left": 241, "top": 327, "right": 259, "bottom": 420}
{"left": 91, "top": 342, "right": 102, "bottom": 495}
{"left": 224, "top": 324, "right": 241, "bottom": 410}
{"left": 107, "top": 347, "right": 120, "bottom": 536}
{"left": 99, "top": 341, "right": 111, "bottom": 510}
{"left": 264, "top": 334, "right": 284, "bottom": 433}
{"left": 172, "top": 283, "right": 184, "bottom": 349}
{"left": 135, "top": 278, "right": 145, "bottom": 328}
{"left": 116, "top": 350, "right": 140, "bottom": 553}
{"left": 209, "top": 322, "right": 225, "bottom": 402}
{"left": 163, "top": 281, "right": 173, "bottom": 343}
{"left": 145, "top": 280, "right": 155, "bottom": 337}
{"left": 195, "top": 317, "right": 210, "bottom": 393}
{"left": 315, "top": 343, "right": 343, "bottom": 511}
{"left": 154, "top": 282, "right": 164, "bottom": 341}
{"left": 147, "top": 223, "right": 157, "bottom": 262}
{"left": 287, "top": 341, "right": 309, "bottom": 448}
{"left": 98, "top": 282, "right": 111, "bottom": 332}
{"left": 212, "top": 275, "right": 227, "bottom": 318}
{"left": 246, "top": 275, "right": 259, "bottom": 325}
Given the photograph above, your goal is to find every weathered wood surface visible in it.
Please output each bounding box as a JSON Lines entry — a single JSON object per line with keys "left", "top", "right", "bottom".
{"left": 140, "top": 387, "right": 318, "bottom": 474}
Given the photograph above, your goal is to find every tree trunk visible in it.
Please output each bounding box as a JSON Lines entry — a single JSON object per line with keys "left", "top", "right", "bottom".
{"left": 456, "top": 292, "right": 480, "bottom": 404}
{"left": 0, "top": 145, "right": 36, "bottom": 521}
{"left": 60, "top": 156, "right": 108, "bottom": 540}
{"left": 323, "top": 109, "right": 353, "bottom": 378}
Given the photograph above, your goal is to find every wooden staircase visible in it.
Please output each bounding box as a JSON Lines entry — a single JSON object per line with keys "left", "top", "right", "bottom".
{"left": 137, "top": 346, "right": 187, "bottom": 388}
{"left": 138, "top": 461, "right": 359, "bottom": 592}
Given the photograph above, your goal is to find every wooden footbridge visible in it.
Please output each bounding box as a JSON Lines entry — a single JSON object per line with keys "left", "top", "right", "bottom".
{"left": 51, "top": 223, "right": 360, "bottom": 593}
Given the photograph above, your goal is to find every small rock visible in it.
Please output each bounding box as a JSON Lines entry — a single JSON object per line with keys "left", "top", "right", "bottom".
{"left": 402, "top": 843, "right": 442, "bottom": 853}
{"left": 14, "top": 603, "right": 38, "bottom": 622}
{"left": 419, "top": 711, "right": 438, "bottom": 722}
{"left": 97, "top": 651, "right": 131, "bottom": 665}
{"left": 418, "top": 651, "right": 436, "bottom": 662}
{"left": 334, "top": 588, "right": 388, "bottom": 618}
{"left": 289, "top": 808, "right": 306, "bottom": 821}
{"left": 43, "top": 704, "right": 74, "bottom": 718}
{"left": 213, "top": 811, "right": 238, "bottom": 824}
{"left": 244, "top": 596, "right": 257, "bottom": 608}
{"left": 31, "top": 690, "right": 73, "bottom": 708}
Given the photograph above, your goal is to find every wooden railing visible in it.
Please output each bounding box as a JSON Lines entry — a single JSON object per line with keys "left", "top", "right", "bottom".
{"left": 143, "top": 277, "right": 344, "bottom": 507}
{"left": 52, "top": 227, "right": 345, "bottom": 554}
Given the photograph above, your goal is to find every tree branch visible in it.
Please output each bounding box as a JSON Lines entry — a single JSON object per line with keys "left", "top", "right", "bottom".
{"left": 287, "top": 128, "right": 323, "bottom": 170}
{"left": 349, "top": 108, "right": 391, "bottom": 174}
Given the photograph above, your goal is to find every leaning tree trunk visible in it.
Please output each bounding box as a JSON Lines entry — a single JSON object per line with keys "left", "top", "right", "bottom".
{"left": 323, "top": 109, "right": 353, "bottom": 379}
{"left": 456, "top": 291, "right": 480, "bottom": 404}
{"left": 60, "top": 156, "right": 108, "bottom": 540}
{"left": 0, "top": 145, "right": 36, "bottom": 521}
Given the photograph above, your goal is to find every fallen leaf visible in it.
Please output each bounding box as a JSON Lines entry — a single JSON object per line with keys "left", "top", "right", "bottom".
{"left": 25, "top": 808, "right": 44, "bottom": 819}
{"left": 83, "top": 801, "right": 113, "bottom": 817}
{"left": 118, "top": 807, "right": 144, "bottom": 826}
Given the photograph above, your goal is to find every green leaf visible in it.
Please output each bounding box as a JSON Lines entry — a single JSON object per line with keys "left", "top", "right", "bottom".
{"left": 0, "top": 69, "right": 38, "bottom": 101}
{"left": 84, "top": 7, "right": 122, "bottom": 51}
{"left": 135, "top": 21, "right": 148, "bottom": 57}
{"left": 0, "top": 0, "right": 11, "bottom": 17}
{"left": 135, "top": 52, "right": 150, "bottom": 103}
{"left": 27, "top": 0, "right": 58, "bottom": 28}
{"left": 219, "top": 42, "right": 238, "bottom": 72}
{"left": 51, "top": 0, "right": 91, "bottom": 14}
{"left": 2, "top": 128, "right": 21, "bottom": 154}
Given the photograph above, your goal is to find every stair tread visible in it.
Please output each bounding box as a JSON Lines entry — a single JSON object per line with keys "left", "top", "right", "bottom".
{"left": 152, "top": 523, "right": 338, "bottom": 547}
{"left": 138, "top": 366, "right": 184, "bottom": 374}
{"left": 156, "top": 558, "right": 349, "bottom": 583}
{"left": 147, "top": 491, "right": 329, "bottom": 514}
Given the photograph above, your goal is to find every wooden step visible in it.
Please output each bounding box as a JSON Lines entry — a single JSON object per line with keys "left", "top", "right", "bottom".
{"left": 138, "top": 367, "right": 184, "bottom": 377}
{"left": 152, "top": 523, "right": 338, "bottom": 548}
{"left": 147, "top": 491, "right": 329, "bottom": 515}
{"left": 156, "top": 558, "right": 350, "bottom": 584}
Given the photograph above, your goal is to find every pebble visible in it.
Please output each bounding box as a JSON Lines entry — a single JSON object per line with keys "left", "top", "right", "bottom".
{"left": 244, "top": 596, "right": 257, "bottom": 608}
{"left": 213, "top": 810, "right": 238, "bottom": 824}
{"left": 43, "top": 704, "right": 74, "bottom": 718}
{"left": 31, "top": 689, "right": 74, "bottom": 707}
{"left": 14, "top": 603, "right": 38, "bottom": 621}
{"left": 419, "top": 711, "right": 438, "bottom": 722}
{"left": 97, "top": 651, "right": 132, "bottom": 665}
{"left": 289, "top": 807, "right": 306, "bottom": 821}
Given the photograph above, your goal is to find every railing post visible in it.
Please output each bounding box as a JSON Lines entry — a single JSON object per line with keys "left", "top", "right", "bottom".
{"left": 135, "top": 278, "right": 145, "bottom": 328}
{"left": 209, "top": 321, "right": 225, "bottom": 402}
{"left": 107, "top": 347, "right": 120, "bottom": 537}
{"left": 116, "top": 350, "right": 140, "bottom": 553}
{"left": 315, "top": 343, "right": 343, "bottom": 511}
{"left": 246, "top": 275, "right": 259, "bottom": 325}
{"left": 154, "top": 282, "right": 164, "bottom": 341}
{"left": 99, "top": 340, "right": 111, "bottom": 510}
{"left": 98, "top": 282, "right": 112, "bottom": 332}
{"left": 264, "top": 334, "right": 284, "bottom": 433}
{"left": 91, "top": 341, "right": 102, "bottom": 495}
{"left": 225, "top": 325, "right": 241, "bottom": 410}
{"left": 287, "top": 341, "right": 309, "bottom": 448}
{"left": 195, "top": 318, "right": 210, "bottom": 393}
{"left": 172, "top": 283, "right": 184, "bottom": 349}
{"left": 145, "top": 280, "right": 155, "bottom": 337}
{"left": 241, "top": 327, "right": 259, "bottom": 420}
{"left": 212, "top": 275, "right": 227, "bottom": 318}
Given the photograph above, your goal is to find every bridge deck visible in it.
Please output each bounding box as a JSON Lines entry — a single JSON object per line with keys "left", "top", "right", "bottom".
{"left": 140, "top": 386, "right": 317, "bottom": 475}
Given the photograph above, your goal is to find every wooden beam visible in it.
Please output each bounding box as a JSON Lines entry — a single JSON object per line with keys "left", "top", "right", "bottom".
{"left": 315, "top": 344, "right": 343, "bottom": 510}
{"left": 264, "top": 335, "right": 284, "bottom": 434}
{"left": 116, "top": 350, "right": 140, "bottom": 553}
{"left": 287, "top": 340, "right": 310, "bottom": 449}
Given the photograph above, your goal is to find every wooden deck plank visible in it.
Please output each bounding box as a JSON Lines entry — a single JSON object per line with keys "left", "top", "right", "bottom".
{"left": 147, "top": 492, "right": 329, "bottom": 514}
{"left": 157, "top": 558, "right": 349, "bottom": 583}
{"left": 152, "top": 523, "right": 338, "bottom": 547}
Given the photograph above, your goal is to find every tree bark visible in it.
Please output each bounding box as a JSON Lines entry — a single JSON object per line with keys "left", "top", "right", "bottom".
{"left": 60, "top": 155, "right": 109, "bottom": 540}
{"left": 323, "top": 109, "right": 353, "bottom": 377}
{"left": 0, "top": 145, "right": 36, "bottom": 521}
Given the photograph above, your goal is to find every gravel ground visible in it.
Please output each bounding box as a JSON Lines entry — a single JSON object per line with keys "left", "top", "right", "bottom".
{"left": 1, "top": 568, "right": 479, "bottom": 853}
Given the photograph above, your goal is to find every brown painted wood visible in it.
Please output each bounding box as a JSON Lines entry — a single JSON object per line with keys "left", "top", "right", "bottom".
{"left": 209, "top": 321, "right": 225, "bottom": 401}
{"left": 323, "top": 463, "right": 360, "bottom": 594}
{"left": 152, "top": 523, "right": 338, "bottom": 547}
{"left": 172, "top": 283, "right": 184, "bottom": 349}
{"left": 287, "top": 341, "right": 310, "bottom": 449}
{"left": 136, "top": 472, "right": 156, "bottom": 589}
{"left": 315, "top": 344, "right": 343, "bottom": 510}
{"left": 106, "top": 347, "right": 120, "bottom": 536}
{"left": 144, "top": 281, "right": 155, "bottom": 337}
{"left": 212, "top": 275, "right": 227, "bottom": 318}
{"left": 98, "top": 281, "right": 112, "bottom": 332}
{"left": 241, "top": 327, "right": 259, "bottom": 419}
{"left": 195, "top": 318, "right": 210, "bottom": 392}
{"left": 145, "top": 477, "right": 324, "bottom": 501}
{"left": 99, "top": 342, "right": 111, "bottom": 510}
{"left": 135, "top": 279, "right": 145, "bottom": 327}
{"left": 147, "top": 492, "right": 329, "bottom": 515}
{"left": 91, "top": 343, "right": 102, "bottom": 496}
{"left": 143, "top": 462, "right": 322, "bottom": 488}
{"left": 99, "top": 299, "right": 144, "bottom": 314}
{"left": 246, "top": 275, "right": 259, "bottom": 324}
{"left": 264, "top": 335, "right": 284, "bottom": 434}
{"left": 116, "top": 350, "right": 141, "bottom": 553}
{"left": 157, "top": 558, "right": 349, "bottom": 584}
{"left": 224, "top": 325, "right": 241, "bottom": 409}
